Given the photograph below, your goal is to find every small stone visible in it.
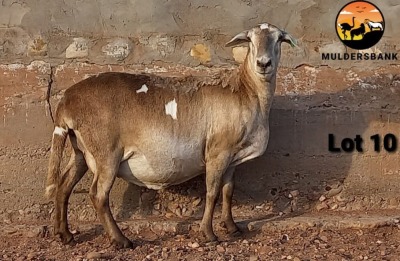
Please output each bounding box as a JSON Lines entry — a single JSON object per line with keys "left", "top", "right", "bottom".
{"left": 165, "top": 212, "right": 174, "bottom": 218}
{"left": 192, "top": 198, "right": 202, "bottom": 207}
{"left": 335, "top": 194, "right": 347, "bottom": 202}
{"left": 242, "top": 239, "right": 249, "bottom": 244}
{"left": 255, "top": 204, "right": 264, "bottom": 209}
{"left": 216, "top": 245, "right": 225, "bottom": 253}
{"left": 191, "top": 242, "right": 200, "bottom": 248}
{"left": 293, "top": 257, "right": 301, "bottom": 261}
{"left": 287, "top": 256, "right": 293, "bottom": 260}
{"left": 281, "top": 234, "right": 289, "bottom": 243}
{"left": 162, "top": 251, "right": 169, "bottom": 259}
{"left": 167, "top": 202, "right": 179, "bottom": 213}
{"left": 320, "top": 235, "right": 328, "bottom": 242}
{"left": 330, "top": 203, "right": 339, "bottom": 210}
{"left": 5, "top": 227, "right": 18, "bottom": 234}
{"left": 87, "top": 251, "right": 103, "bottom": 259}
{"left": 27, "top": 252, "right": 36, "bottom": 260}
{"left": 388, "top": 198, "right": 397, "bottom": 207}
{"left": 325, "top": 186, "right": 343, "bottom": 198}
{"left": 316, "top": 202, "right": 329, "bottom": 211}
{"left": 175, "top": 207, "right": 182, "bottom": 217}
{"left": 249, "top": 255, "right": 258, "bottom": 261}
{"left": 247, "top": 222, "right": 256, "bottom": 231}
{"left": 182, "top": 208, "right": 194, "bottom": 217}
{"left": 258, "top": 246, "right": 269, "bottom": 255}
{"left": 290, "top": 190, "right": 300, "bottom": 197}
{"left": 26, "top": 225, "right": 46, "bottom": 238}
{"left": 319, "top": 195, "right": 327, "bottom": 202}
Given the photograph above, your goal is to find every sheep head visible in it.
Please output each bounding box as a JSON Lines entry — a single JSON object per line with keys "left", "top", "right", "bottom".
{"left": 226, "top": 23, "right": 296, "bottom": 81}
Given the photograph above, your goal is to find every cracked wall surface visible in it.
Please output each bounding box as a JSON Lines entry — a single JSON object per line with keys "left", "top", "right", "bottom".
{"left": 1, "top": 0, "right": 400, "bottom": 219}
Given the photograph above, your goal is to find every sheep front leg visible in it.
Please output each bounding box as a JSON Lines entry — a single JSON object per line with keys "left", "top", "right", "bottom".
{"left": 200, "top": 153, "right": 231, "bottom": 242}
{"left": 221, "top": 167, "right": 241, "bottom": 236}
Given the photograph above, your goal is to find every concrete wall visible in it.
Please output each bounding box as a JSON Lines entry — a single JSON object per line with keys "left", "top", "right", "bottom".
{"left": 1, "top": 0, "right": 399, "bottom": 67}
{"left": 1, "top": 0, "right": 400, "bottom": 222}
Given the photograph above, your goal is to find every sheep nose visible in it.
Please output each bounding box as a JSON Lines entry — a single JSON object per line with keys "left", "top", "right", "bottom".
{"left": 256, "top": 57, "right": 272, "bottom": 69}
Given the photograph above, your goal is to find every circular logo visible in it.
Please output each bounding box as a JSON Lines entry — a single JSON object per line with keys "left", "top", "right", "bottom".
{"left": 336, "top": 1, "right": 384, "bottom": 50}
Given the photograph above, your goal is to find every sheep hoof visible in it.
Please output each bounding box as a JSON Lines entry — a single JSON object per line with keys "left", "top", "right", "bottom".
{"left": 205, "top": 239, "right": 219, "bottom": 246}
{"left": 58, "top": 231, "right": 75, "bottom": 245}
{"left": 201, "top": 233, "right": 219, "bottom": 244}
{"left": 111, "top": 237, "right": 134, "bottom": 249}
{"left": 229, "top": 229, "right": 243, "bottom": 238}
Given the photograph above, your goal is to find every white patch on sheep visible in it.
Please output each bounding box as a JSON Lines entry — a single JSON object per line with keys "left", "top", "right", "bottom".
{"left": 136, "top": 84, "right": 148, "bottom": 93}
{"left": 53, "top": 126, "right": 68, "bottom": 136}
{"left": 260, "top": 23, "right": 269, "bottom": 30}
{"left": 165, "top": 99, "right": 177, "bottom": 120}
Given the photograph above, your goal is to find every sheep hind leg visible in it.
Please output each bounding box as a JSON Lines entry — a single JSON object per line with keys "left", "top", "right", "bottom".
{"left": 54, "top": 136, "right": 88, "bottom": 244}
{"left": 89, "top": 154, "right": 133, "bottom": 249}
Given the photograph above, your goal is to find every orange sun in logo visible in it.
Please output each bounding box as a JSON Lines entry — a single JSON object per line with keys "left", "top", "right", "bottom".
{"left": 336, "top": 1, "right": 384, "bottom": 50}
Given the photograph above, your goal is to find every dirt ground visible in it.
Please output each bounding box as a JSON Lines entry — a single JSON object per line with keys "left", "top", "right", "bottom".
{"left": 2, "top": 65, "right": 400, "bottom": 261}
{"left": 1, "top": 211, "right": 400, "bottom": 261}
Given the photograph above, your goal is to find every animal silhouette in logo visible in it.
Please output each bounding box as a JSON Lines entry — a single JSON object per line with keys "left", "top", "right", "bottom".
{"left": 350, "top": 23, "right": 366, "bottom": 40}
{"left": 338, "top": 16, "right": 355, "bottom": 40}
{"left": 364, "top": 19, "right": 384, "bottom": 31}
{"left": 335, "top": 1, "right": 384, "bottom": 50}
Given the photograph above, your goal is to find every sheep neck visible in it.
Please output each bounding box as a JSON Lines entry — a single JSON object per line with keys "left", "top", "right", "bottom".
{"left": 238, "top": 56, "right": 276, "bottom": 119}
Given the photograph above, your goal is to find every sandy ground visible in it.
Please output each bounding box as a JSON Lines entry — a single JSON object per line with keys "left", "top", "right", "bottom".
{"left": 2, "top": 211, "right": 400, "bottom": 261}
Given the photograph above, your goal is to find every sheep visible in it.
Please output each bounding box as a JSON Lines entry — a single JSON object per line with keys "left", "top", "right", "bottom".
{"left": 45, "top": 23, "right": 296, "bottom": 248}
{"left": 364, "top": 19, "right": 384, "bottom": 31}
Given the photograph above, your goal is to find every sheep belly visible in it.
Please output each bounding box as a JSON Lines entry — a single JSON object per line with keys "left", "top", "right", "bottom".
{"left": 117, "top": 151, "right": 204, "bottom": 190}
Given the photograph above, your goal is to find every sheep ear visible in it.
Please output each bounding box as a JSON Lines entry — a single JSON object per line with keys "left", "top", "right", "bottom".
{"left": 282, "top": 32, "right": 297, "bottom": 48}
{"left": 225, "top": 31, "right": 250, "bottom": 47}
